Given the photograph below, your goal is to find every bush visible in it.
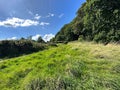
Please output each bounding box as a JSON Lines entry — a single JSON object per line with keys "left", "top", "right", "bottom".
{"left": 0, "top": 40, "right": 46, "bottom": 59}
{"left": 78, "top": 35, "right": 84, "bottom": 42}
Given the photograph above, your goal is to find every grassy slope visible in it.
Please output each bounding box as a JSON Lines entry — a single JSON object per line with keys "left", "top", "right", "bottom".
{"left": 0, "top": 41, "right": 120, "bottom": 90}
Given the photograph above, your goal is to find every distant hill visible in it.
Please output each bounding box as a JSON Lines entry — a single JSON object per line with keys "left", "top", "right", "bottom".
{"left": 0, "top": 41, "right": 120, "bottom": 90}
{"left": 53, "top": 0, "right": 120, "bottom": 43}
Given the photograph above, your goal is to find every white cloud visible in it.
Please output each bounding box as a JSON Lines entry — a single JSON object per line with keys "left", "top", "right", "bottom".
{"left": 32, "top": 34, "right": 41, "bottom": 41}
{"left": 46, "top": 13, "right": 55, "bottom": 18}
{"left": 43, "top": 34, "right": 55, "bottom": 42}
{"left": 7, "top": 37, "right": 17, "bottom": 40}
{"left": 0, "top": 17, "right": 39, "bottom": 27}
{"left": 58, "top": 13, "right": 64, "bottom": 18}
{"left": 21, "top": 19, "right": 39, "bottom": 27}
{"left": 40, "top": 22, "right": 50, "bottom": 26}
{"left": 34, "top": 14, "right": 41, "bottom": 20}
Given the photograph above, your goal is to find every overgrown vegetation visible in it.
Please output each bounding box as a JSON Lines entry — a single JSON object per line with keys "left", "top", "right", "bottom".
{"left": 0, "top": 41, "right": 120, "bottom": 90}
{"left": 0, "top": 40, "right": 46, "bottom": 58}
{"left": 53, "top": 0, "right": 120, "bottom": 43}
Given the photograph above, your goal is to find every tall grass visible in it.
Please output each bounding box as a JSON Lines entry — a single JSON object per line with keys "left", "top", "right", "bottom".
{"left": 0, "top": 41, "right": 120, "bottom": 90}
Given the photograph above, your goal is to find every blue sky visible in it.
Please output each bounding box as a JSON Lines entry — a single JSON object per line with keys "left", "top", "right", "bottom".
{"left": 0, "top": 0, "right": 86, "bottom": 41}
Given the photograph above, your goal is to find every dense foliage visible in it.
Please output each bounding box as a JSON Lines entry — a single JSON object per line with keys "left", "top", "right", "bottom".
{"left": 54, "top": 0, "right": 120, "bottom": 43}
{"left": 37, "top": 36, "right": 45, "bottom": 43}
{"left": 0, "top": 40, "right": 45, "bottom": 58}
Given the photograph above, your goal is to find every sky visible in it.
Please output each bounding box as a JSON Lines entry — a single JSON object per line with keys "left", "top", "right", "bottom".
{"left": 0, "top": 0, "right": 86, "bottom": 41}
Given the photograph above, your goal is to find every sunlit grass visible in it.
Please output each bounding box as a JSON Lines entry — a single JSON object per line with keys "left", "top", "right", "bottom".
{"left": 0, "top": 41, "right": 120, "bottom": 90}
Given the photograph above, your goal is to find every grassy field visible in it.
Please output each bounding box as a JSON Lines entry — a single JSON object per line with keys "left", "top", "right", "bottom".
{"left": 0, "top": 41, "right": 120, "bottom": 90}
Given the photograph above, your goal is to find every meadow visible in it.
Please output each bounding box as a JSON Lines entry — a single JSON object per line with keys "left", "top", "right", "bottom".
{"left": 0, "top": 41, "right": 120, "bottom": 90}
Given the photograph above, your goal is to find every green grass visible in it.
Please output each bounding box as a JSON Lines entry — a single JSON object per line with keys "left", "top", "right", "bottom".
{"left": 0, "top": 41, "right": 120, "bottom": 90}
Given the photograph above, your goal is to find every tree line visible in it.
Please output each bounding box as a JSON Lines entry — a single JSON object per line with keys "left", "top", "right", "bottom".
{"left": 0, "top": 39, "right": 45, "bottom": 59}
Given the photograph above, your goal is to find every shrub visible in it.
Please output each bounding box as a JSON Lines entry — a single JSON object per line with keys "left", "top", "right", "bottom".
{"left": 0, "top": 40, "right": 46, "bottom": 59}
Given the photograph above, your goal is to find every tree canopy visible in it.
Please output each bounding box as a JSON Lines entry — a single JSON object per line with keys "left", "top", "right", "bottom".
{"left": 54, "top": 0, "right": 120, "bottom": 43}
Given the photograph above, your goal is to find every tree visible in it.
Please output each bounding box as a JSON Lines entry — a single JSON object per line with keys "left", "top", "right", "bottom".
{"left": 20, "top": 37, "right": 25, "bottom": 40}
{"left": 37, "top": 36, "right": 45, "bottom": 43}
{"left": 54, "top": 0, "right": 120, "bottom": 43}
{"left": 27, "top": 36, "right": 32, "bottom": 41}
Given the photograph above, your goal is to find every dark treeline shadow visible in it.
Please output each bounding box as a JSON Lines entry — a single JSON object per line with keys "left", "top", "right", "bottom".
{"left": 0, "top": 40, "right": 46, "bottom": 59}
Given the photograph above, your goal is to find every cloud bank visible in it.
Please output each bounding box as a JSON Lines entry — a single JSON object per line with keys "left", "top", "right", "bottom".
{"left": 0, "top": 17, "right": 39, "bottom": 27}
{"left": 3, "top": 33, "right": 54, "bottom": 42}
{"left": 32, "top": 34, "right": 41, "bottom": 41}
{"left": 7, "top": 37, "right": 17, "bottom": 40}
{"left": 0, "top": 17, "right": 49, "bottom": 28}
{"left": 43, "top": 34, "right": 55, "bottom": 42}
{"left": 32, "top": 34, "right": 54, "bottom": 42}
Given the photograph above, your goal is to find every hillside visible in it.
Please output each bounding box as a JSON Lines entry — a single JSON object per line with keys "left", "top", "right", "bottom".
{"left": 0, "top": 42, "right": 120, "bottom": 90}
{"left": 53, "top": 0, "right": 120, "bottom": 43}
